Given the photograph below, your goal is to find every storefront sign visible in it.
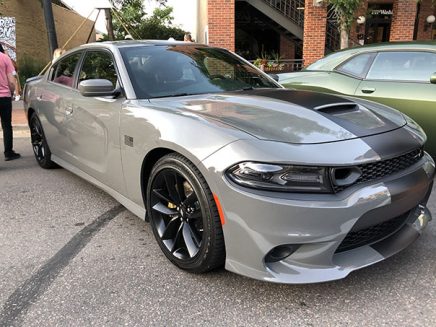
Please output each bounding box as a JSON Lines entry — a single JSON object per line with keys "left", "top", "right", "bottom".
{"left": 371, "top": 9, "right": 393, "bottom": 16}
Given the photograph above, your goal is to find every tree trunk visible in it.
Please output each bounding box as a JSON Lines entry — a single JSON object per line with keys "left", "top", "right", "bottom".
{"left": 340, "top": 25, "right": 349, "bottom": 49}
{"left": 105, "top": 9, "right": 115, "bottom": 41}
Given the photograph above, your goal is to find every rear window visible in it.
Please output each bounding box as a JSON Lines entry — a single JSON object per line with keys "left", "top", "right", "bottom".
{"left": 50, "top": 53, "right": 82, "bottom": 87}
{"left": 336, "top": 53, "right": 375, "bottom": 78}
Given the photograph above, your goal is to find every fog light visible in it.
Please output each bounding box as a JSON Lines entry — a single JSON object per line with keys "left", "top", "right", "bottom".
{"left": 265, "top": 244, "right": 300, "bottom": 263}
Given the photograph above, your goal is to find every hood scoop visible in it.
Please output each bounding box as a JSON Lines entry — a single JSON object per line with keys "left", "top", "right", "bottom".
{"left": 314, "top": 102, "right": 389, "bottom": 132}
{"left": 314, "top": 102, "right": 359, "bottom": 115}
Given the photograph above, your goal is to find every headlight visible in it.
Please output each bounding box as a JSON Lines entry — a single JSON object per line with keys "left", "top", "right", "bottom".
{"left": 226, "top": 162, "right": 333, "bottom": 193}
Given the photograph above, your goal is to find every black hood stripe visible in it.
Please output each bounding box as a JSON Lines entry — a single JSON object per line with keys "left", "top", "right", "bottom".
{"left": 228, "top": 88, "right": 402, "bottom": 138}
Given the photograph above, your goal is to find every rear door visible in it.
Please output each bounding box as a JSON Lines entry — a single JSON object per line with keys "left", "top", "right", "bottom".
{"left": 41, "top": 51, "right": 83, "bottom": 160}
{"left": 64, "top": 49, "right": 127, "bottom": 195}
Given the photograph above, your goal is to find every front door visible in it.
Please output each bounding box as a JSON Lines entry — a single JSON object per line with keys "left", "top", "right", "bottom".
{"left": 64, "top": 49, "right": 126, "bottom": 195}
{"left": 355, "top": 51, "right": 436, "bottom": 154}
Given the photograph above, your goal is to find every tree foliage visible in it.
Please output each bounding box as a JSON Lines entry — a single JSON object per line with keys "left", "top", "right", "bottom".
{"left": 108, "top": 0, "right": 186, "bottom": 41}
{"left": 327, "top": 0, "right": 363, "bottom": 49}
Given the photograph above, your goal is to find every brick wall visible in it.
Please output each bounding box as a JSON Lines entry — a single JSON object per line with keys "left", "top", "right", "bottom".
{"left": 280, "top": 35, "right": 295, "bottom": 60}
{"left": 303, "top": 0, "right": 327, "bottom": 67}
{"left": 208, "top": 0, "right": 235, "bottom": 51}
{"left": 0, "top": 0, "right": 95, "bottom": 64}
{"left": 390, "top": 0, "right": 418, "bottom": 41}
{"left": 416, "top": 0, "right": 435, "bottom": 40}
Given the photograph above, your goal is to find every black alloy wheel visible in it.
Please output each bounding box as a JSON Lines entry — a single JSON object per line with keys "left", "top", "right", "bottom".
{"left": 29, "top": 113, "right": 57, "bottom": 169}
{"left": 147, "top": 153, "right": 225, "bottom": 272}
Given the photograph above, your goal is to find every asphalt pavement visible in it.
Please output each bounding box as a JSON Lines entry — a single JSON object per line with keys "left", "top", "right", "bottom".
{"left": 0, "top": 137, "right": 435, "bottom": 326}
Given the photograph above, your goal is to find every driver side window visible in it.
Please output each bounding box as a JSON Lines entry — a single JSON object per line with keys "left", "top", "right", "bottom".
{"left": 78, "top": 51, "right": 118, "bottom": 87}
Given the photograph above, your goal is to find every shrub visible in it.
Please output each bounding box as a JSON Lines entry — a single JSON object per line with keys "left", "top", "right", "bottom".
{"left": 17, "top": 55, "right": 45, "bottom": 87}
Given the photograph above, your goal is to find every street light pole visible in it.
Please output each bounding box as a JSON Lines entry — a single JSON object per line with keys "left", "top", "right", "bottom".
{"left": 42, "top": 0, "right": 59, "bottom": 56}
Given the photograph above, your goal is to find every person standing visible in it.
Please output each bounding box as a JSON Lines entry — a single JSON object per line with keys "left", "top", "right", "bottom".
{"left": 0, "top": 49, "right": 20, "bottom": 161}
{"left": 184, "top": 33, "right": 194, "bottom": 42}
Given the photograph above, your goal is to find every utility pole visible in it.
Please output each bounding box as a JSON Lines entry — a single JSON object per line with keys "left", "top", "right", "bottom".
{"left": 105, "top": 8, "right": 115, "bottom": 40}
{"left": 42, "top": 0, "right": 58, "bottom": 56}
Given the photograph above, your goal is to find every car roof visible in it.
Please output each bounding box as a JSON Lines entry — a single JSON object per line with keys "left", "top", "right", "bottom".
{"left": 307, "top": 41, "right": 436, "bottom": 71}
{"left": 51, "top": 40, "right": 208, "bottom": 65}
{"left": 81, "top": 40, "right": 207, "bottom": 49}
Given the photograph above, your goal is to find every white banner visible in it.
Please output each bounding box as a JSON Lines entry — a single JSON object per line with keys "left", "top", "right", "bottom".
{"left": 0, "top": 17, "right": 16, "bottom": 62}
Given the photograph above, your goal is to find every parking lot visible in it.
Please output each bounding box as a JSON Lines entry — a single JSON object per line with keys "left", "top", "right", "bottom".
{"left": 0, "top": 137, "right": 435, "bottom": 326}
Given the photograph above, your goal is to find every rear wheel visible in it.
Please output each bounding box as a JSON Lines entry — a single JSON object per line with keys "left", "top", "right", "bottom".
{"left": 29, "top": 113, "right": 57, "bottom": 169}
{"left": 146, "top": 153, "right": 225, "bottom": 272}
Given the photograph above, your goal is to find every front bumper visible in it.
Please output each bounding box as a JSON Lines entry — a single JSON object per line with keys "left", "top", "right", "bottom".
{"left": 205, "top": 152, "right": 434, "bottom": 284}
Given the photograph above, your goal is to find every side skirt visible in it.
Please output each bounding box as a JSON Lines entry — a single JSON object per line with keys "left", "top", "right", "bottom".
{"left": 52, "top": 155, "right": 147, "bottom": 220}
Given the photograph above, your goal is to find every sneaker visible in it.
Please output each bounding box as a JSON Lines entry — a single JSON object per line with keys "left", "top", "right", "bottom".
{"left": 5, "top": 151, "right": 21, "bottom": 161}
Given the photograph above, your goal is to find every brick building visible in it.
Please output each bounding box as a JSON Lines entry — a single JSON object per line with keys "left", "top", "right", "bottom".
{"left": 195, "top": 0, "right": 436, "bottom": 66}
{"left": 0, "top": 0, "right": 95, "bottom": 66}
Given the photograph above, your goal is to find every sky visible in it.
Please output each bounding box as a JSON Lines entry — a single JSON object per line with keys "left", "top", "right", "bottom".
{"left": 61, "top": 0, "right": 197, "bottom": 38}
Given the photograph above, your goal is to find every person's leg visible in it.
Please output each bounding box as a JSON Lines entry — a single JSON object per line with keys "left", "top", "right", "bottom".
{"left": 0, "top": 97, "right": 13, "bottom": 155}
{"left": 0, "top": 97, "right": 20, "bottom": 160}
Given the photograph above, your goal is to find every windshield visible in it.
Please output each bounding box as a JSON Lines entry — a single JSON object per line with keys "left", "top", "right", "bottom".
{"left": 120, "top": 45, "right": 279, "bottom": 99}
{"left": 306, "top": 51, "right": 351, "bottom": 70}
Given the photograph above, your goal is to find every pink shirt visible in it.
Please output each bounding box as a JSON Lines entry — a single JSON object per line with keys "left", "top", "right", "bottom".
{"left": 0, "top": 52, "right": 15, "bottom": 97}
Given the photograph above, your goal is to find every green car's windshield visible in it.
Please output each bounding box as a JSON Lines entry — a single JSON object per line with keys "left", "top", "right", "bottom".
{"left": 120, "top": 45, "right": 279, "bottom": 99}
{"left": 306, "top": 51, "right": 352, "bottom": 71}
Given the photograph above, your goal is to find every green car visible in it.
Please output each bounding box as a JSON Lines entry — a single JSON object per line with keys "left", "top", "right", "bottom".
{"left": 279, "top": 41, "right": 436, "bottom": 155}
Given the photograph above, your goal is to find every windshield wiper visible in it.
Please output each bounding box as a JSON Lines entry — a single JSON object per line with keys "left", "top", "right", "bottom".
{"left": 241, "top": 86, "right": 254, "bottom": 91}
{"left": 151, "top": 93, "right": 196, "bottom": 99}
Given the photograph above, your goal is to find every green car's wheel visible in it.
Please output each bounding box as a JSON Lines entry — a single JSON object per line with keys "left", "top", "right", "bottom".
{"left": 146, "top": 153, "right": 225, "bottom": 272}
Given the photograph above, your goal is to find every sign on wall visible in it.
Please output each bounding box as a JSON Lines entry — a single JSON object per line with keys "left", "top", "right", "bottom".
{"left": 0, "top": 17, "right": 16, "bottom": 62}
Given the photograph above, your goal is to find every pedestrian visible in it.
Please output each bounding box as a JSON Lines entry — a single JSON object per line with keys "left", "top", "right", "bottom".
{"left": 0, "top": 44, "right": 20, "bottom": 161}
{"left": 52, "top": 48, "right": 66, "bottom": 62}
{"left": 184, "top": 33, "right": 194, "bottom": 42}
{"left": 0, "top": 44, "right": 21, "bottom": 100}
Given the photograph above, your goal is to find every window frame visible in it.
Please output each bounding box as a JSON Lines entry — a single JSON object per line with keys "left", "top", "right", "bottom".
{"left": 363, "top": 50, "right": 436, "bottom": 84}
{"left": 47, "top": 51, "right": 84, "bottom": 90}
{"left": 77, "top": 48, "right": 122, "bottom": 90}
{"left": 334, "top": 52, "right": 377, "bottom": 79}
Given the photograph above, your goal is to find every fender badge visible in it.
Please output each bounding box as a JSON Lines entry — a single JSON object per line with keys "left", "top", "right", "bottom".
{"left": 124, "top": 135, "right": 134, "bottom": 147}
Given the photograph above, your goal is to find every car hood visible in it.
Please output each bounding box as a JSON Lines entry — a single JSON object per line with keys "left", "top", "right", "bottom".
{"left": 149, "top": 89, "right": 406, "bottom": 144}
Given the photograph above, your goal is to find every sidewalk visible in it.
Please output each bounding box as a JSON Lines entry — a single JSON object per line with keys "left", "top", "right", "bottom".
{"left": 0, "top": 100, "right": 30, "bottom": 138}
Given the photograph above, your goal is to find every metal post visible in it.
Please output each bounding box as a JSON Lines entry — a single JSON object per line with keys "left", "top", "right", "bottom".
{"left": 42, "top": 0, "right": 58, "bottom": 56}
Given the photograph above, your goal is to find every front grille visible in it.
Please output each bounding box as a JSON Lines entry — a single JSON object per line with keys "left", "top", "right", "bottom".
{"left": 333, "top": 148, "right": 423, "bottom": 193}
{"left": 335, "top": 212, "right": 410, "bottom": 253}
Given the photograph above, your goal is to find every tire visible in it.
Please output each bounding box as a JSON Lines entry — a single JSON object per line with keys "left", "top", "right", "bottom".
{"left": 29, "top": 113, "right": 57, "bottom": 169}
{"left": 146, "top": 153, "right": 225, "bottom": 273}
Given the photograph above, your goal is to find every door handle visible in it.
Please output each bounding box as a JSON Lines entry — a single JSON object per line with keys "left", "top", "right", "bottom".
{"left": 361, "top": 87, "right": 376, "bottom": 94}
{"left": 65, "top": 105, "right": 73, "bottom": 116}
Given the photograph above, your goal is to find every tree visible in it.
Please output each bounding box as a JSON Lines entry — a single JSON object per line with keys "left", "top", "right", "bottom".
{"left": 327, "top": 0, "right": 363, "bottom": 49}
{"left": 108, "top": 0, "right": 186, "bottom": 41}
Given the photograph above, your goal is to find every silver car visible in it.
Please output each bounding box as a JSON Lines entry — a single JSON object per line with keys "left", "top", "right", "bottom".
{"left": 24, "top": 41, "right": 434, "bottom": 284}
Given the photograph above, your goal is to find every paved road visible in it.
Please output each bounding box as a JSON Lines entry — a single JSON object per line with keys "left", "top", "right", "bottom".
{"left": 0, "top": 138, "right": 435, "bottom": 327}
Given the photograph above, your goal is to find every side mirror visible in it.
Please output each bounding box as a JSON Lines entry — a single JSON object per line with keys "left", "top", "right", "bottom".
{"left": 430, "top": 73, "right": 436, "bottom": 84}
{"left": 78, "top": 79, "right": 115, "bottom": 97}
{"left": 268, "top": 73, "right": 279, "bottom": 82}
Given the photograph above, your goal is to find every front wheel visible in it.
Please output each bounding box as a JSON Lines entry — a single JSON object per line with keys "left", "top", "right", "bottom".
{"left": 29, "top": 113, "right": 57, "bottom": 169}
{"left": 146, "top": 153, "right": 225, "bottom": 272}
